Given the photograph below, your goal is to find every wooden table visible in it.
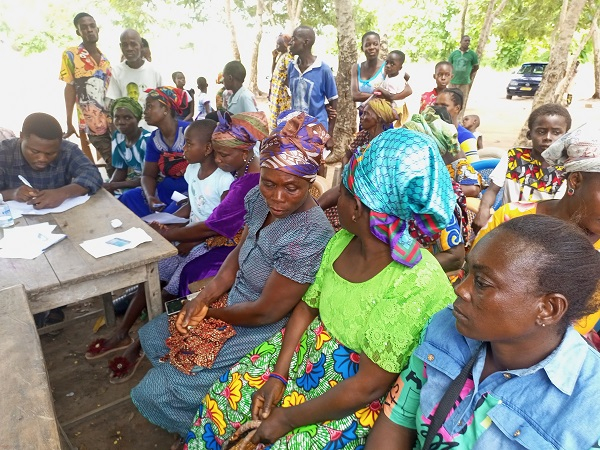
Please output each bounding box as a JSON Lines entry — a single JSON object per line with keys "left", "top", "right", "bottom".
{"left": 0, "top": 285, "right": 61, "bottom": 449}
{"left": 0, "top": 189, "right": 177, "bottom": 322}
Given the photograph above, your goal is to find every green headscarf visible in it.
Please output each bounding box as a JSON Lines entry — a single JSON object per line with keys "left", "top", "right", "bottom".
{"left": 111, "top": 97, "right": 143, "bottom": 121}
{"left": 403, "top": 106, "right": 459, "bottom": 156}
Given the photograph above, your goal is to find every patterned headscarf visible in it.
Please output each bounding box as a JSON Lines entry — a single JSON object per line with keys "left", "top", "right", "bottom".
{"left": 111, "top": 97, "right": 143, "bottom": 121}
{"left": 145, "top": 86, "right": 189, "bottom": 115}
{"left": 212, "top": 111, "right": 269, "bottom": 152}
{"left": 367, "top": 98, "right": 398, "bottom": 124}
{"left": 542, "top": 123, "right": 600, "bottom": 173}
{"left": 260, "top": 111, "right": 328, "bottom": 182}
{"left": 343, "top": 128, "right": 455, "bottom": 268}
{"left": 403, "top": 107, "right": 460, "bottom": 156}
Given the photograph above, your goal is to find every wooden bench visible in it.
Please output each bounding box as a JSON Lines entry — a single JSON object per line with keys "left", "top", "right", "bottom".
{"left": 0, "top": 285, "right": 61, "bottom": 449}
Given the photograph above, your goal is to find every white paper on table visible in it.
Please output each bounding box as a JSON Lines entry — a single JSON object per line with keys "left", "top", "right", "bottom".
{"left": 7, "top": 195, "right": 90, "bottom": 217}
{"left": 141, "top": 212, "right": 189, "bottom": 225}
{"left": 79, "top": 227, "right": 152, "bottom": 258}
{"left": 171, "top": 191, "right": 188, "bottom": 203}
{"left": 0, "top": 222, "right": 66, "bottom": 259}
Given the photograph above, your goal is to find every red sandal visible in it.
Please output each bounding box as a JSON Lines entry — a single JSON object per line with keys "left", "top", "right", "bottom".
{"left": 85, "top": 336, "right": 134, "bottom": 360}
{"left": 108, "top": 350, "right": 145, "bottom": 384}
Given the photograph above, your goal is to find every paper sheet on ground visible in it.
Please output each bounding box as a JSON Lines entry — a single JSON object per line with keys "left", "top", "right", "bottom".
{"left": 7, "top": 195, "right": 90, "bottom": 218}
{"left": 79, "top": 227, "right": 152, "bottom": 258}
{"left": 0, "top": 222, "right": 66, "bottom": 259}
{"left": 141, "top": 212, "right": 189, "bottom": 225}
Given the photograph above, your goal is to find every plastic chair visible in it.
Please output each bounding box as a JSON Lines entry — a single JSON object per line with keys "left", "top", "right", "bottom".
{"left": 471, "top": 159, "right": 504, "bottom": 211}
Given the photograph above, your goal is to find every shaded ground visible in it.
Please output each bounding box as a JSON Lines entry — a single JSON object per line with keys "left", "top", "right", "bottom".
{"left": 42, "top": 299, "right": 175, "bottom": 450}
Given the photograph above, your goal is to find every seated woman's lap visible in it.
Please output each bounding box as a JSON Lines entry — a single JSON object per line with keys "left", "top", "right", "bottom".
{"left": 119, "top": 176, "right": 187, "bottom": 217}
{"left": 177, "top": 246, "right": 236, "bottom": 296}
{"left": 187, "top": 318, "right": 379, "bottom": 449}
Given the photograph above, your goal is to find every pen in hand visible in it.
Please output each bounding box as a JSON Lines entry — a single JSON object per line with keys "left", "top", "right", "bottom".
{"left": 18, "top": 175, "right": 33, "bottom": 188}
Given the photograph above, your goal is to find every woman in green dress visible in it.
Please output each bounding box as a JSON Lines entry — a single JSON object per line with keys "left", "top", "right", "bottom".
{"left": 185, "top": 128, "right": 458, "bottom": 449}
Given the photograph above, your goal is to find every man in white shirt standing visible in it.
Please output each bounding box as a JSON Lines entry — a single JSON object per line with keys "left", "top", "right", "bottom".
{"left": 106, "top": 29, "right": 162, "bottom": 128}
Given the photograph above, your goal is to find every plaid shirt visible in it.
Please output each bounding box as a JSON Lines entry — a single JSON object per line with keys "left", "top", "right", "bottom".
{"left": 0, "top": 138, "right": 102, "bottom": 194}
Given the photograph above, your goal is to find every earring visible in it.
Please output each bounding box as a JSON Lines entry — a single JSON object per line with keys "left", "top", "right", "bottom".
{"left": 351, "top": 215, "right": 357, "bottom": 222}
{"left": 542, "top": 323, "right": 546, "bottom": 327}
{"left": 567, "top": 187, "right": 575, "bottom": 196}
{"left": 243, "top": 158, "right": 247, "bottom": 162}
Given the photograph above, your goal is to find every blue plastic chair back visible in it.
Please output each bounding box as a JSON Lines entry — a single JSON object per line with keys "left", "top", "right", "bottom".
{"left": 471, "top": 159, "right": 504, "bottom": 210}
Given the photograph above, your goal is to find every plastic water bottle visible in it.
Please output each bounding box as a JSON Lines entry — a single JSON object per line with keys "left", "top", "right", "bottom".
{"left": 0, "top": 194, "right": 14, "bottom": 228}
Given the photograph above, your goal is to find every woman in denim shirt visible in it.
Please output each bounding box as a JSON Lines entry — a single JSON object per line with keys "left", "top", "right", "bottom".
{"left": 367, "top": 215, "right": 600, "bottom": 449}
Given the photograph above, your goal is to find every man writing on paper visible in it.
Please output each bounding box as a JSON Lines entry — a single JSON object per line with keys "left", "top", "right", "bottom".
{"left": 0, "top": 113, "right": 103, "bottom": 209}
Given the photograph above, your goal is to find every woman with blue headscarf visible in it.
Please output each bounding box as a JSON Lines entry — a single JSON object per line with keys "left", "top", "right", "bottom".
{"left": 185, "top": 128, "right": 457, "bottom": 450}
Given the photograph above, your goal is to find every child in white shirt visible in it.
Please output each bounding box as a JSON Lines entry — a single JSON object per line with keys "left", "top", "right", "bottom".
{"left": 375, "top": 50, "right": 412, "bottom": 125}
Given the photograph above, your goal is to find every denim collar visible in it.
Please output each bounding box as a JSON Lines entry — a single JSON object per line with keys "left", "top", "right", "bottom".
{"left": 465, "top": 326, "right": 587, "bottom": 396}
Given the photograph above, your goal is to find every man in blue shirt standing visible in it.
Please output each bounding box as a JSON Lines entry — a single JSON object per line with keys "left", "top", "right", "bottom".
{"left": 288, "top": 25, "right": 338, "bottom": 154}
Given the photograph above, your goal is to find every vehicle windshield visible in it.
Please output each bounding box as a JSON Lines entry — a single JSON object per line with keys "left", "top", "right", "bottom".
{"left": 518, "top": 64, "right": 546, "bottom": 75}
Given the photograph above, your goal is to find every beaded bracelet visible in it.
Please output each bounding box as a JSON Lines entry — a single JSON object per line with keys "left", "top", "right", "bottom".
{"left": 268, "top": 372, "right": 288, "bottom": 386}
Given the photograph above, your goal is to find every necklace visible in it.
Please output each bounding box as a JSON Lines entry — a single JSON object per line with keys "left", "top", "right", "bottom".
{"left": 235, "top": 153, "right": 255, "bottom": 179}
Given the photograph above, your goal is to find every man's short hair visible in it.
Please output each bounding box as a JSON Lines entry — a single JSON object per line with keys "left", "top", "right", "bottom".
{"left": 22, "top": 113, "right": 63, "bottom": 141}
{"left": 435, "top": 61, "right": 452, "bottom": 71}
{"left": 73, "top": 12, "right": 93, "bottom": 28}
{"left": 223, "top": 61, "right": 246, "bottom": 82}
{"left": 172, "top": 71, "right": 184, "bottom": 82}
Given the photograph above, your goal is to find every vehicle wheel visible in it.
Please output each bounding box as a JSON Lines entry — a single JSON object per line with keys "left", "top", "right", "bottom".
{"left": 506, "top": 95, "right": 513, "bottom": 100}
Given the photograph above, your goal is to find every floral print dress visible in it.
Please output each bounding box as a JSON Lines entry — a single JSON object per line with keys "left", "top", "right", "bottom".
{"left": 185, "top": 230, "right": 455, "bottom": 449}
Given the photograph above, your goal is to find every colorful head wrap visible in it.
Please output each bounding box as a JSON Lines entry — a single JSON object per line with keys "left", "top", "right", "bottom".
{"left": 111, "top": 97, "right": 143, "bottom": 121}
{"left": 403, "top": 107, "right": 459, "bottom": 156}
{"left": 144, "top": 86, "right": 189, "bottom": 115}
{"left": 343, "top": 128, "right": 455, "bottom": 267}
{"left": 259, "top": 110, "right": 328, "bottom": 182}
{"left": 366, "top": 98, "right": 398, "bottom": 124}
{"left": 542, "top": 123, "right": 600, "bottom": 173}
{"left": 212, "top": 111, "right": 269, "bottom": 152}
{"left": 216, "top": 73, "right": 224, "bottom": 84}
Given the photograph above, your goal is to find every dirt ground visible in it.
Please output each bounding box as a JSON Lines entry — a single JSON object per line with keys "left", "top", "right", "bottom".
{"left": 37, "top": 63, "right": 600, "bottom": 450}
{"left": 43, "top": 299, "right": 176, "bottom": 450}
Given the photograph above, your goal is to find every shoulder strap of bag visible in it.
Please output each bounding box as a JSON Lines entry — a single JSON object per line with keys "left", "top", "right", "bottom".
{"left": 422, "top": 344, "right": 482, "bottom": 450}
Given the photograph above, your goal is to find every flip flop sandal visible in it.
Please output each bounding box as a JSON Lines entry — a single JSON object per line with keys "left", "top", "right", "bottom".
{"left": 108, "top": 350, "right": 145, "bottom": 384}
{"left": 85, "top": 336, "right": 134, "bottom": 360}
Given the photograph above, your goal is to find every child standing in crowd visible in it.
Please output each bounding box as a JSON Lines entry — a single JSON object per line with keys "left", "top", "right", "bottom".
{"left": 374, "top": 50, "right": 412, "bottom": 125}
{"left": 172, "top": 71, "right": 195, "bottom": 122}
{"left": 222, "top": 61, "right": 258, "bottom": 114}
{"left": 195, "top": 77, "right": 213, "bottom": 120}
{"left": 214, "top": 72, "right": 228, "bottom": 112}
{"left": 103, "top": 97, "right": 151, "bottom": 195}
{"left": 463, "top": 114, "right": 483, "bottom": 149}
{"left": 473, "top": 103, "right": 571, "bottom": 231}
{"left": 420, "top": 61, "right": 453, "bottom": 112}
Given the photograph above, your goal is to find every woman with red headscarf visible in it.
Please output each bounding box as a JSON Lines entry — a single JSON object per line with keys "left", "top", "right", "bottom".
{"left": 120, "top": 86, "right": 191, "bottom": 217}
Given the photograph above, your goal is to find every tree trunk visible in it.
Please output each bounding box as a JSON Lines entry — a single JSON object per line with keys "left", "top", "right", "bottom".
{"left": 592, "top": 15, "right": 600, "bottom": 98}
{"left": 460, "top": 0, "right": 468, "bottom": 39}
{"left": 328, "top": 0, "right": 358, "bottom": 163}
{"left": 225, "top": 0, "right": 241, "bottom": 61}
{"left": 460, "top": 0, "right": 508, "bottom": 115}
{"left": 555, "top": 10, "right": 598, "bottom": 103}
{"left": 286, "top": 0, "right": 304, "bottom": 33}
{"left": 515, "top": 0, "right": 587, "bottom": 145}
{"left": 248, "top": 0, "right": 265, "bottom": 96}
{"left": 379, "top": 33, "right": 389, "bottom": 61}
